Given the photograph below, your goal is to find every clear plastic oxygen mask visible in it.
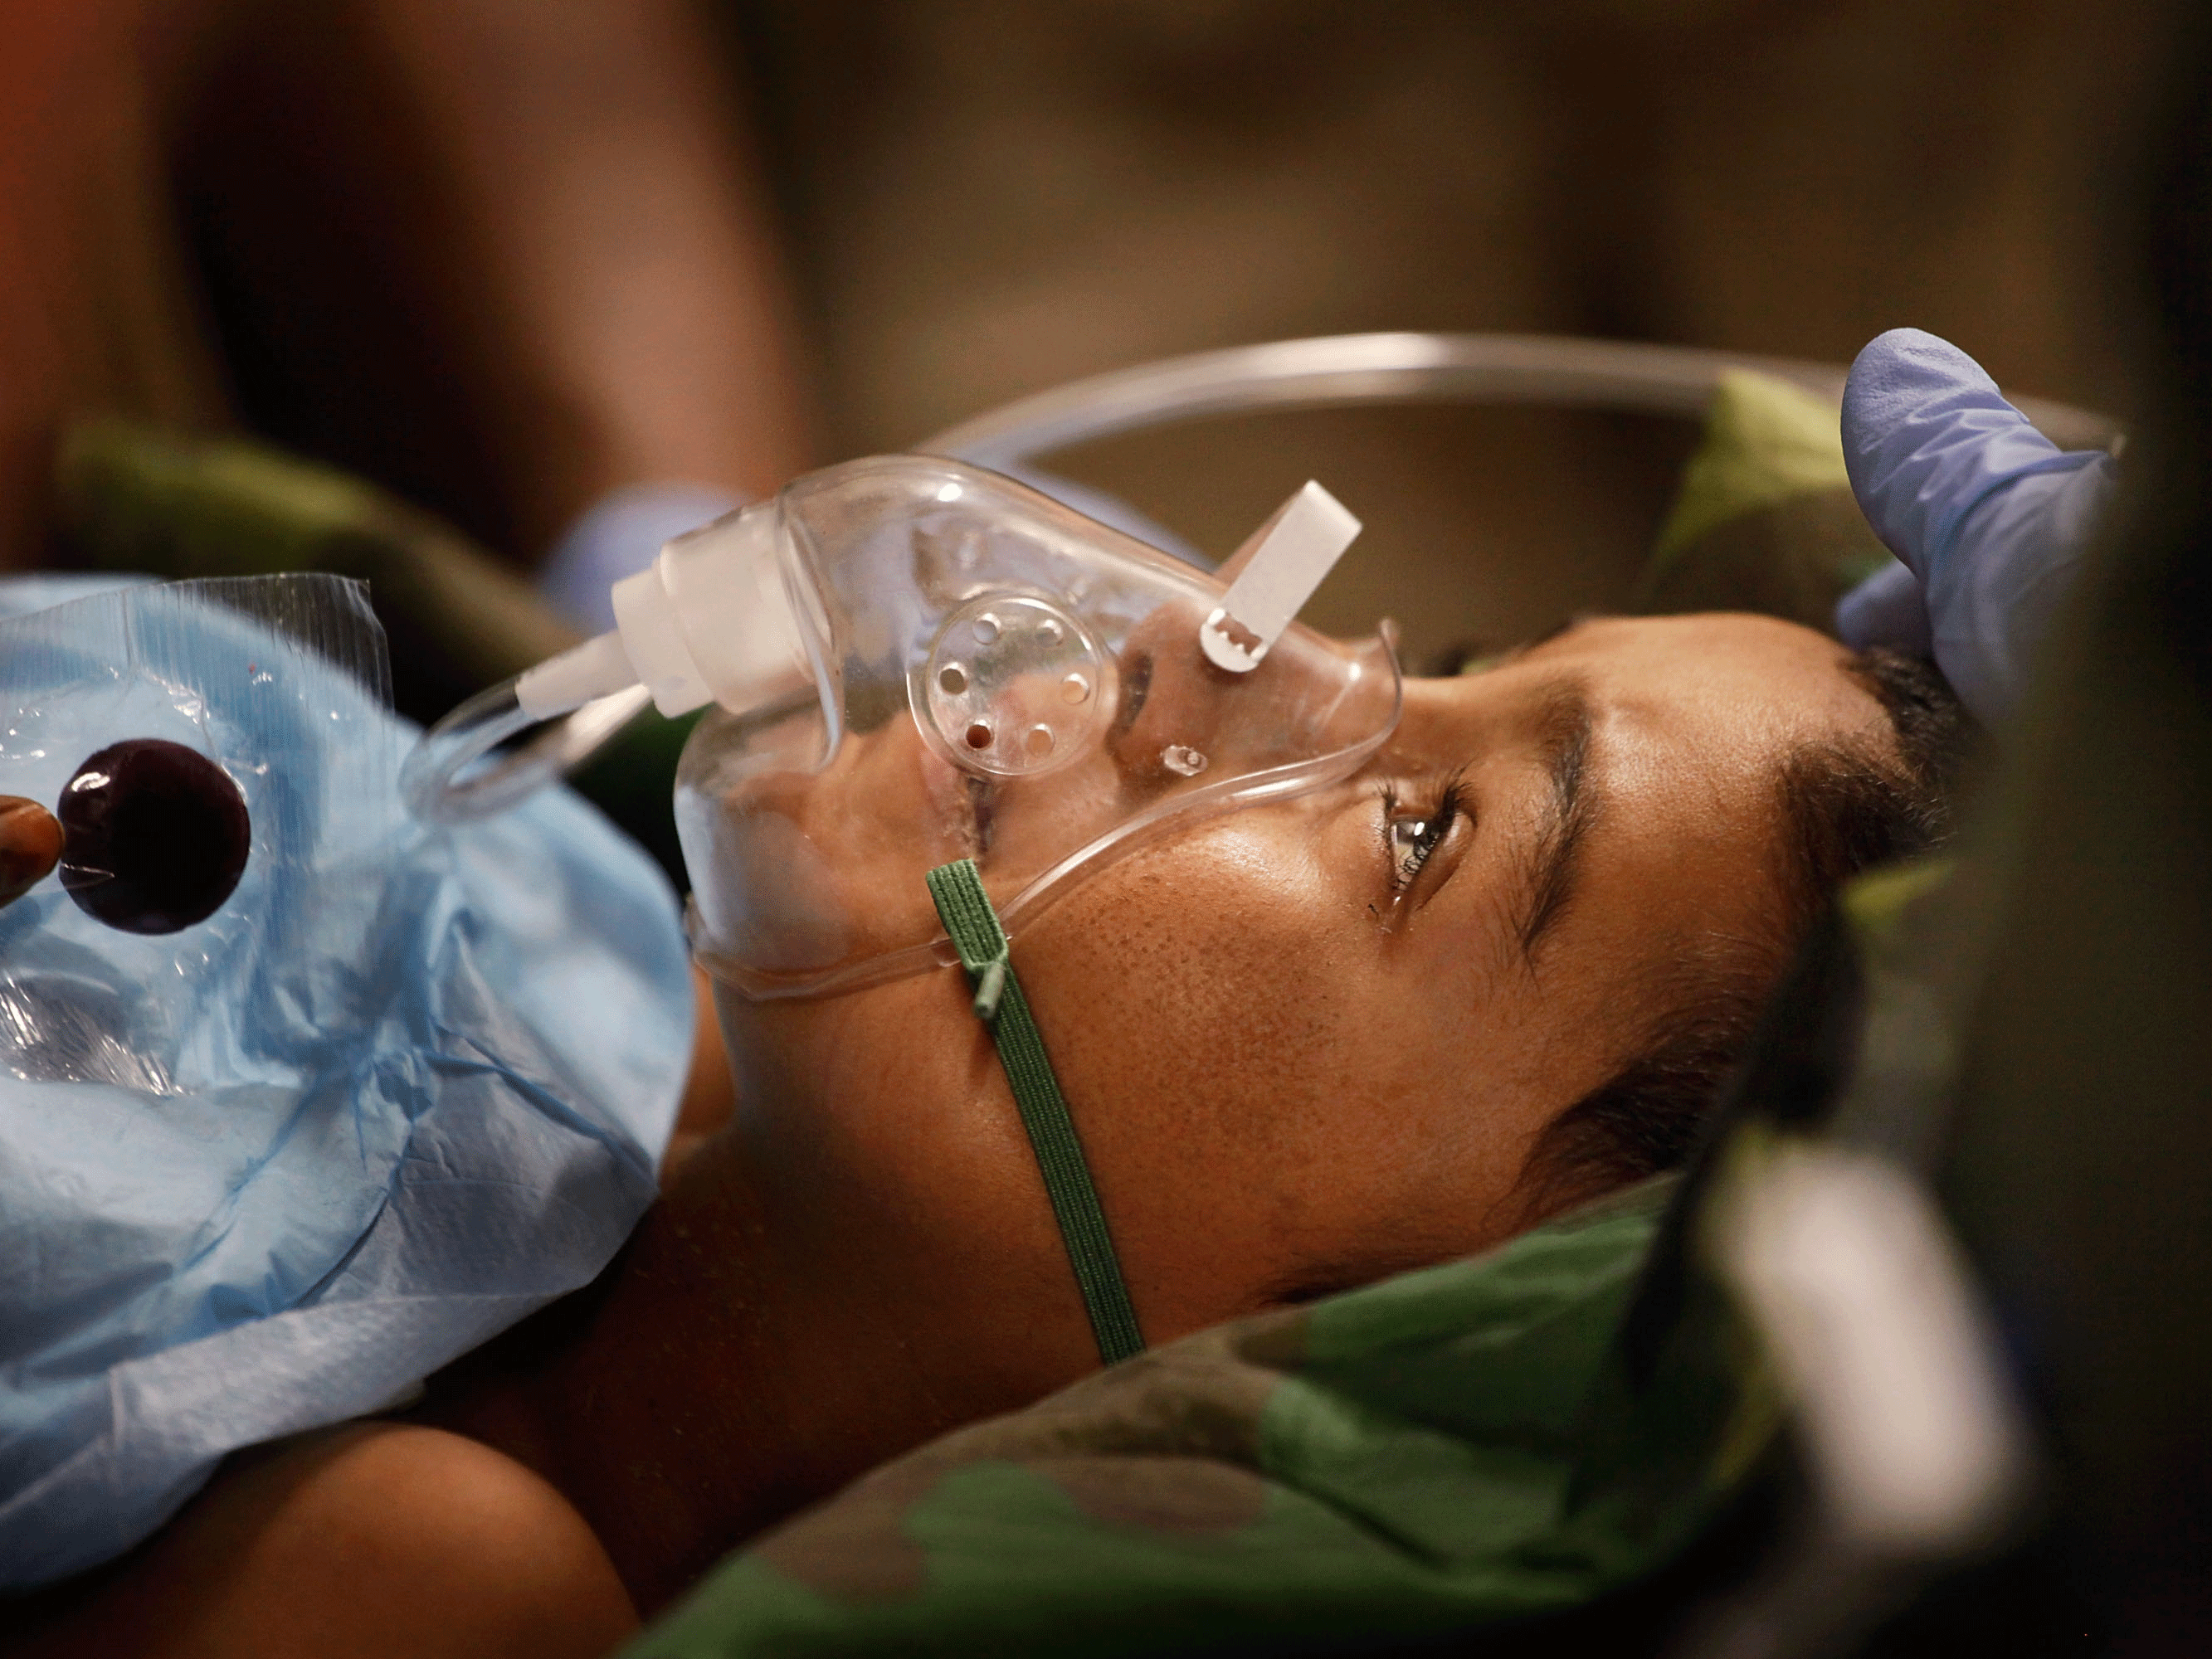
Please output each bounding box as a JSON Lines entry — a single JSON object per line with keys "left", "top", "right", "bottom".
{"left": 406, "top": 455, "right": 1401, "bottom": 1000}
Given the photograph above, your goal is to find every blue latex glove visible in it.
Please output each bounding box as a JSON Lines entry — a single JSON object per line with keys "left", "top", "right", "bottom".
{"left": 1834, "top": 328, "right": 2117, "bottom": 726}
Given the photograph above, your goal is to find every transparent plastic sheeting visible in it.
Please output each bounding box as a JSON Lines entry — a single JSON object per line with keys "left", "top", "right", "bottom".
{"left": 676, "top": 457, "right": 1400, "bottom": 1000}
{"left": 0, "top": 575, "right": 690, "bottom": 1589}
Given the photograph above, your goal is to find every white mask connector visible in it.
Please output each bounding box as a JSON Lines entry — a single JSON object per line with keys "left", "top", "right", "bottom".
{"left": 1199, "top": 481, "right": 1362, "bottom": 673}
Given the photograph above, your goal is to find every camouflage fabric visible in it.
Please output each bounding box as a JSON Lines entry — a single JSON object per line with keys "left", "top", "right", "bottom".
{"left": 625, "top": 1175, "right": 1783, "bottom": 1657}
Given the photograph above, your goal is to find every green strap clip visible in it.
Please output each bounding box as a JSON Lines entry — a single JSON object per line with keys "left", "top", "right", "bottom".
{"left": 926, "top": 859, "right": 1145, "bottom": 1367}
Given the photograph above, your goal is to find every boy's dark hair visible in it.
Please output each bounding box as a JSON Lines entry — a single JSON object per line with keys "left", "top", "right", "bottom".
{"left": 1521, "top": 646, "right": 1975, "bottom": 1210}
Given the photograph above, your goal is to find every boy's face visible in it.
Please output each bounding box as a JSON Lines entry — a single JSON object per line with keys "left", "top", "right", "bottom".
{"left": 689, "top": 612, "right": 1888, "bottom": 1457}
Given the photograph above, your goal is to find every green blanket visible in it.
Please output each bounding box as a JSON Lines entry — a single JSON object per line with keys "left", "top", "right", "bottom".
{"left": 629, "top": 1177, "right": 1767, "bottom": 1657}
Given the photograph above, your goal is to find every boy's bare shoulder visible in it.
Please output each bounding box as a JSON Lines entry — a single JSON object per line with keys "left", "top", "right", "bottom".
{"left": 7, "top": 1421, "right": 637, "bottom": 1659}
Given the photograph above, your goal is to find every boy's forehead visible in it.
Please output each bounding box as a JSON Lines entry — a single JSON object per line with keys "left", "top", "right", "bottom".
{"left": 1517, "top": 613, "right": 1878, "bottom": 735}
{"left": 1527, "top": 610, "right": 1843, "bottom": 664}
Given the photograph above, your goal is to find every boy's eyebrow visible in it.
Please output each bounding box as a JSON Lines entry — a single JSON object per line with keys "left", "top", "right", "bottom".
{"left": 1514, "top": 679, "right": 1598, "bottom": 966}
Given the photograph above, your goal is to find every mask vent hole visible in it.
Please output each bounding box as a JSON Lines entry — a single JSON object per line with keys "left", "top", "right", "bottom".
{"left": 922, "top": 592, "right": 1104, "bottom": 779}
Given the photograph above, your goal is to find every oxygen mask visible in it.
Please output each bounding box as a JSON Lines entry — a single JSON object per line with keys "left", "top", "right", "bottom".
{"left": 407, "top": 455, "right": 1401, "bottom": 999}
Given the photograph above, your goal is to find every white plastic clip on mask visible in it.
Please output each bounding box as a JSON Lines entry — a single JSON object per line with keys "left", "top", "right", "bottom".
{"left": 407, "top": 457, "right": 1400, "bottom": 999}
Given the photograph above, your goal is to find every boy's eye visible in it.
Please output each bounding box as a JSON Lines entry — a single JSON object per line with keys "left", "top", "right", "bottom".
{"left": 1381, "top": 774, "right": 1468, "bottom": 892}
{"left": 1387, "top": 812, "right": 1447, "bottom": 886}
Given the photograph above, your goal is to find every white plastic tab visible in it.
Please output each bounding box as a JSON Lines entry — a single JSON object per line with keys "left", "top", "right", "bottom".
{"left": 1200, "top": 480, "right": 1362, "bottom": 673}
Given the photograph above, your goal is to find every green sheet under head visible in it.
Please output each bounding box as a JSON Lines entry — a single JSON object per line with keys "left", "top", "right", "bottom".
{"left": 627, "top": 1173, "right": 1777, "bottom": 1658}
{"left": 1636, "top": 369, "right": 1895, "bottom": 632}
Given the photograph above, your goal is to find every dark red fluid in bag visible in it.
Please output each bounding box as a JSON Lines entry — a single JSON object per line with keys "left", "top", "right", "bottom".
{"left": 58, "top": 740, "right": 250, "bottom": 934}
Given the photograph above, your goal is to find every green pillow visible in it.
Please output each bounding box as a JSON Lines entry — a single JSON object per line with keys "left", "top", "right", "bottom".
{"left": 1635, "top": 369, "right": 1894, "bottom": 632}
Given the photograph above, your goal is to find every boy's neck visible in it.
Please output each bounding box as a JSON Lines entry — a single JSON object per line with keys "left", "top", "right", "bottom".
{"left": 414, "top": 1134, "right": 797, "bottom": 1612}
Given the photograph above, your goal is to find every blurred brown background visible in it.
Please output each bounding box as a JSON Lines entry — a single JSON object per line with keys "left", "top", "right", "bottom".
{"left": 0, "top": 0, "right": 2186, "bottom": 669}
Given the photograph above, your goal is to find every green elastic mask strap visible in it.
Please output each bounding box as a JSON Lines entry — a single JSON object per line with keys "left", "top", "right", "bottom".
{"left": 925, "top": 859, "right": 1145, "bottom": 1366}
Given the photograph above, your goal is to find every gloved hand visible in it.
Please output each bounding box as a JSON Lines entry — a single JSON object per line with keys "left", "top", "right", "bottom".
{"left": 1834, "top": 328, "right": 2118, "bottom": 726}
